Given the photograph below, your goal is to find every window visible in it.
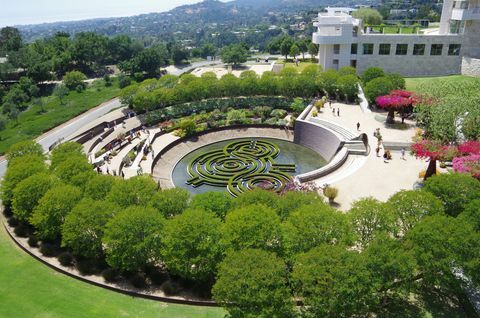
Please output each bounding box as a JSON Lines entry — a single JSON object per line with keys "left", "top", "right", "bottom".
{"left": 350, "top": 60, "right": 357, "bottom": 68}
{"left": 430, "top": 44, "right": 443, "bottom": 56}
{"left": 379, "top": 44, "right": 391, "bottom": 55}
{"left": 448, "top": 44, "right": 461, "bottom": 56}
{"left": 363, "top": 43, "right": 374, "bottom": 55}
{"left": 351, "top": 43, "right": 358, "bottom": 55}
{"left": 333, "top": 44, "right": 340, "bottom": 55}
{"left": 413, "top": 44, "right": 425, "bottom": 55}
{"left": 333, "top": 59, "right": 339, "bottom": 65}
{"left": 395, "top": 44, "right": 408, "bottom": 55}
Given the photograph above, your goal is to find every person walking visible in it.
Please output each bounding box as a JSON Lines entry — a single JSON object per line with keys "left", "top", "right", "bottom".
{"left": 401, "top": 148, "right": 406, "bottom": 160}
{"left": 337, "top": 108, "right": 340, "bottom": 117}
{"left": 356, "top": 122, "right": 360, "bottom": 131}
{"left": 376, "top": 146, "right": 380, "bottom": 157}
{"left": 332, "top": 108, "right": 335, "bottom": 116}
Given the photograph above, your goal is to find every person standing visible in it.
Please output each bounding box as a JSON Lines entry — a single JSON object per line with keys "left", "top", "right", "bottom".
{"left": 332, "top": 108, "right": 335, "bottom": 116}
{"left": 401, "top": 148, "right": 406, "bottom": 160}
{"left": 357, "top": 122, "right": 360, "bottom": 131}
{"left": 376, "top": 146, "right": 380, "bottom": 157}
{"left": 337, "top": 108, "right": 340, "bottom": 117}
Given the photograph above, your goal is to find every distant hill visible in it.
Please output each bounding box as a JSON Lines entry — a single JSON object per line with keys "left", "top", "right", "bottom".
{"left": 17, "top": 0, "right": 371, "bottom": 42}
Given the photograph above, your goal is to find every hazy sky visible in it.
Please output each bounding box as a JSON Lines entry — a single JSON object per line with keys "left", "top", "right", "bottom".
{"left": 0, "top": 0, "right": 208, "bottom": 27}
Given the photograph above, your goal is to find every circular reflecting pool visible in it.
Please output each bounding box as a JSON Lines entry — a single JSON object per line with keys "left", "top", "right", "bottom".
{"left": 172, "top": 138, "right": 327, "bottom": 196}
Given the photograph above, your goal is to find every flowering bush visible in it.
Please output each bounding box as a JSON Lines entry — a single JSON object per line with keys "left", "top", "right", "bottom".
{"left": 411, "top": 140, "right": 448, "bottom": 161}
{"left": 453, "top": 155, "right": 480, "bottom": 179}
{"left": 458, "top": 141, "right": 480, "bottom": 155}
{"left": 376, "top": 90, "right": 416, "bottom": 124}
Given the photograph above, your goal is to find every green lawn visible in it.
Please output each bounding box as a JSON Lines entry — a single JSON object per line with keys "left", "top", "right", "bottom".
{"left": 0, "top": 224, "right": 225, "bottom": 318}
{"left": 0, "top": 80, "right": 121, "bottom": 155}
{"left": 279, "top": 60, "right": 318, "bottom": 72}
{"left": 405, "top": 75, "right": 478, "bottom": 92}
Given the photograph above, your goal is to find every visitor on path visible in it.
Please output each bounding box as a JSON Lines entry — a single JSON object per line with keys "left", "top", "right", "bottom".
{"left": 151, "top": 150, "right": 155, "bottom": 159}
{"left": 329, "top": 100, "right": 332, "bottom": 108}
{"left": 401, "top": 148, "right": 406, "bottom": 160}
{"left": 332, "top": 108, "right": 335, "bottom": 116}
{"left": 337, "top": 108, "right": 340, "bottom": 117}
{"left": 383, "top": 152, "right": 388, "bottom": 163}
{"left": 106, "top": 167, "right": 109, "bottom": 175}
{"left": 357, "top": 122, "right": 360, "bottom": 131}
{"left": 376, "top": 146, "right": 381, "bottom": 157}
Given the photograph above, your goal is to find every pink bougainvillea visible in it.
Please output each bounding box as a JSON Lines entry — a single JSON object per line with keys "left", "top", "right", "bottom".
{"left": 411, "top": 140, "right": 449, "bottom": 160}
{"left": 453, "top": 155, "right": 480, "bottom": 179}
{"left": 458, "top": 141, "right": 480, "bottom": 155}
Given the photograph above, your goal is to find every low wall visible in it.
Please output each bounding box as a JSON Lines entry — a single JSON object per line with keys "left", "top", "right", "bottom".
{"left": 462, "top": 57, "right": 480, "bottom": 77}
{"left": 294, "top": 104, "right": 343, "bottom": 162}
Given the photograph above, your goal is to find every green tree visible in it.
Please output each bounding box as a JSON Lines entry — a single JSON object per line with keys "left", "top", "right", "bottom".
{"left": 0, "top": 27, "right": 23, "bottom": 53}
{"left": 349, "top": 197, "right": 396, "bottom": 247}
{"left": 62, "top": 199, "right": 118, "bottom": 258}
{"left": 12, "top": 173, "right": 59, "bottom": 222}
{"left": 170, "top": 43, "right": 189, "bottom": 65}
{"left": 289, "top": 44, "right": 300, "bottom": 59}
{"left": 126, "top": 45, "right": 169, "bottom": 78}
{"left": 107, "top": 176, "right": 158, "bottom": 208}
{"left": 308, "top": 42, "right": 319, "bottom": 61}
{"left": 460, "top": 200, "right": 480, "bottom": 231}
{"left": 387, "top": 189, "right": 444, "bottom": 235}
{"left": 161, "top": 209, "right": 223, "bottom": 282}
{"left": 297, "top": 39, "right": 309, "bottom": 60}
{"left": 280, "top": 37, "right": 294, "bottom": 60}
{"left": 233, "top": 188, "right": 279, "bottom": 211}
{"left": 364, "top": 76, "right": 394, "bottom": 103}
{"left": 30, "top": 185, "right": 82, "bottom": 240}
{"left": 200, "top": 43, "right": 217, "bottom": 58}
{"left": 339, "top": 66, "right": 357, "bottom": 76}
{"left": 221, "top": 44, "right": 248, "bottom": 66}
{"left": 282, "top": 203, "right": 353, "bottom": 257}
{"left": 54, "top": 84, "right": 69, "bottom": 105}
{"left": 54, "top": 155, "right": 92, "bottom": 183}
{"left": 352, "top": 8, "right": 383, "bottom": 25}
{"left": 212, "top": 249, "right": 294, "bottom": 318}
{"left": 424, "top": 173, "right": 480, "bottom": 217}
{"left": 50, "top": 142, "right": 84, "bottom": 170}
{"left": 221, "top": 204, "right": 282, "bottom": 253}
{"left": 275, "top": 191, "right": 321, "bottom": 220}
{"left": 1, "top": 154, "right": 47, "bottom": 208}
{"left": 84, "top": 174, "right": 118, "bottom": 201}
{"left": 337, "top": 74, "right": 359, "bottom": 102}
{"left": 292, "top": 244, "right": 374, "bottom": 318}
{"left": 362, "top": 67, "right": 385, "bottom": 84}
{"left": 71, "top": 32, "right": 108, "bottom": 74}
{"left": 63, "top": 71, "right": 87, "bottom": 91}
{"left": 6, "top": 140, "right": 44, "bottom": 162}
{"left": 149, "top": 188, "right": 189, "bottom": 218}
{"left": 317, "top": 69, "right": 340, "bottom": 97}
{"left": 189, "top": 192, "right": 232, "bottom": 220}
{"left": 386, "top": 73, "right": 406, "bottom": 89}
{"left": 103, "top": 206, "right": 164, "bottom": 271}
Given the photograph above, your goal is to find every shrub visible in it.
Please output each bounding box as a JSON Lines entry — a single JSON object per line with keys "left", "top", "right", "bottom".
{"left": 361, "top": 67, "right": 385, "bottom": 84}
{"left": 7, "top": 217, "right": 19, "bottom": 227}
{"left": 129, "top": 273, "right": 147, "bottom": 289}
{"left": 364, "top": 77, "right": 394, "bottom": 104}
{"left": 118, "top": 75, "right": 132, "bottom": 89}
{"left": 162, "top": 280, "right": 183, "bottom": 296}
{"left": 76, "top": 258, "right": 98, "bottom": 275}
{"left": 40, "top": 242, "right": 60, "bottom": 257}
{"left": 27, "top": 235, "right": 39, "bottom": 247}
{"left": 323, "top": 186, "right": 339, "bottom": 202}
{"left": 58, "top": 252, "right": 74, "bottom": 267}
{"left": 63, "top": 71, "right": 87, "bottom": 90}
{"left": 149, "top": 270, "right": 169, "bottom": 286}
{"left": 13, "top": 223, "right": 30, "bottom": 237}
{"left": 270, "top": 109, "right": 287, "bottom": 118}
{"left": 102, "top": 268, "right": 120, "bottom": 283}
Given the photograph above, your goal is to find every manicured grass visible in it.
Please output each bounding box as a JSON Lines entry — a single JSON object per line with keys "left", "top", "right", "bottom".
{"left": 0, "top": 224, "right": 225, "bottom": 318}
{"left": 405, "top": 75, "right": 478, "bottom": 92}
{"left": 279, "top": 60, "right": 319, "bottom": 72}
{"left": 0, "top": 80, "right": 121, "bottom": 155}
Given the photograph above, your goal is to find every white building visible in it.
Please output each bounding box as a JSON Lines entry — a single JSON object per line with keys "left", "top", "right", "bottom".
{"left": 312, "top": 1, "right": 480, "bottom": 76}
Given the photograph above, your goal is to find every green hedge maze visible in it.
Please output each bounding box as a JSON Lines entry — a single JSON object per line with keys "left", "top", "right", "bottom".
{"left": 187, "top": 139, "right": 296, "bottom": 196}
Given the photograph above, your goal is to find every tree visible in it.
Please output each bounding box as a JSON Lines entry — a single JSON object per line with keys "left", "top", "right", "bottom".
{"left": 411, "top": 140, "right": 453, "bottom": 180}
{"left": 189, "top": 192, "right": 232, "bottom": 220}
{"left": 317, "top": 69, "right": 340, "bottom": 97}
{"left": 63, "top": 71, "right": 87, "bottom": 91}
{"left": 292, "top": 244, "right": 375, "bottom": 317}
{"left": 6, "top": 140, "right": 44, "bottom": 162}
{"left": 0, "top": 27, "right": 22, "bottom": 53}
{"left": 50, "top": 141, "right": 84, "bottom": 169}
{"left": 376, "top": 90, "right": 416, "bottom": 123}
{"left": 352, "top": 8, "right": 383, "bottom": 25}
{"left": 282, "top": 203, "right": 353, "bottom": 257}
{"left": 289, "top": 44, "right": 300, "bottom": 59}
{"left": 276, "top": 191, "right": 321, "bottom": 220}
{"left": 423, "top": 173, "right": 480, "bottom": 217}
{"left": 386, "top": 73, "right": 406, "bottom": 89}
{"left": 124, "top": 45, "right": 169, "bottom": 78}
{"left": 12, "top": 173, "right": 59, "bottom": 222}
{"left": 220, "top": 204, "right": 282, "bottom": 253}
{"left": 170, "top": 43, "right": 189, "bottom": 65}
{"left": 361, "top": 67, "right": 385, "bottom": 84}
{"left": 233, "top": 188, "right": 279, "bottom": 211}
{"left": 71, "top": 32, "right": 108, "bottom": 74}
{"left": 349, "top": 197, "right": 396, "bottom": 248}
{"left": 161, "top": 209, "right": 223, "bottom": 282}
{"left": 30, "top": 185, "right": 82, "bottom": 240}
{"left": 364, "top": 77, "right": 394, "bottom": 104}
{"left": 212, "top": 249, "right": 294, "bottom": 318}
{"left": 1, "top": 155, "right": 48, "bottom": 208}
{"left": 53, "top": 155, "right": 92, "bottom": 184}
{"left": 54, "top": 84, "right": 69, "bottom": 105}
{"left": 387, "top": 189, "right": 444, "bottom": 235}
{"left": 107, "top": 176, "right": 158, "bottom": 208}
{"left": 297, "top": 39, "right": 308, "bottom": 60}
{"left": 280, "top": 37, "right": 294, "bottom": 60}
{"left": 308, "top": 42, "right": 319, "bottom": 61}
{"left": 149, "top": 188, "right": 190, "bottom": 218}
{"left": 406, "top": 215, "right": 480, "bottom": 294}
{"left": 337, "top": 74, "right": 359, "bottom": 102}
{"left": 62, "top": 199, "right": 118, "bottom": 259}
{"left": 103, "top": 206, "right": 164, "bottom": 271}
{"left": 84, "top": 174, "right": 118, "bottom": 201}
{"left": 200, "top": 43, "right": 217, "bottom": 58}
{"left": 221, "top": 44, "right": 248, "bottom": 66}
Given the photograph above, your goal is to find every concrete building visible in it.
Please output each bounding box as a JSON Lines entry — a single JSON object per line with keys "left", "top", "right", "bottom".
{"left": 312, "top": 2, "right": 480, "bottom": 76}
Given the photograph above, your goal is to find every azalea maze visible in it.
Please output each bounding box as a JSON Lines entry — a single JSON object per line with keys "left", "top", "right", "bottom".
{"left": 186, "top": 139, "right": 296, "bottom": 196}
